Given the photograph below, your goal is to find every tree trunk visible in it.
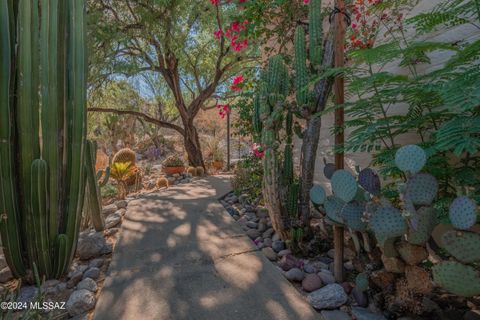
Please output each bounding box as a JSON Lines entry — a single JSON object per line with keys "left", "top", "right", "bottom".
{"left": 299, "top": 36, "right": 335, "bottom": 226}
{"left": 184, "top": 125, "right": 205, "bottom": 168}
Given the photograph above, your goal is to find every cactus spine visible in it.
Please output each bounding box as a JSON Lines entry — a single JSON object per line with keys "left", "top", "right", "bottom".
{"left": 0, "top": 0, "right": 88, "bottom": 279}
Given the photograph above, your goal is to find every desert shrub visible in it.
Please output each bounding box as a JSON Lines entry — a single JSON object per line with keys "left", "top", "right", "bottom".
{"left": 231, "top": 155, "right": 263, "bottom": 202}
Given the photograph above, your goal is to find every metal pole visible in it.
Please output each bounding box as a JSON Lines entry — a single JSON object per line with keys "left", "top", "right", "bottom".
{"left": 333, "top": 0, "right": 346, "bottom": 283}
{"left": 227, "top": 110, "right": 231, "bottom": 171}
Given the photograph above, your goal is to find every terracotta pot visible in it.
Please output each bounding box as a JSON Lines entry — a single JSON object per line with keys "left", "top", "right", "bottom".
{"left": 163, "top": 166, "right": 186, "bottom": 175}
{"left": 213, "top": 161, "right": 223, "bottom": 170}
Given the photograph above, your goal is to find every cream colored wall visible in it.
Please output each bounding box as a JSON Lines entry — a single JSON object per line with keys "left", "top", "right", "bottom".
{"left": 292, "top": 0, "right": 480, "bottom": 189}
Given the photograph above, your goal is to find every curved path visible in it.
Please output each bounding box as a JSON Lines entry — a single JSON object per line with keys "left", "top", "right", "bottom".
{"left": 94, "top": 175, "right": 321, "bottom": 320}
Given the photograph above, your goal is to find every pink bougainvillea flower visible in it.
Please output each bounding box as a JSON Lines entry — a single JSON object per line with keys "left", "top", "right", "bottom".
{"left": 251, "top": 143, "right": 265, "bottom": 158}
{"left": 352, "top": 23, "right": 357, "bottom": 29}
{"left": 217, "top": 104, "right": 231, "bottom": 119}
{"left": 304, "top": 0, "right": 310, "bottom": 4}
{"left": 214, "top": 29, "right": 223, "bottom": 39}
{"left": 231, "top": 75, "right": 244, "bottom": 91}
{"left": 210, "top": 0, "right": 220, "bottom": 5}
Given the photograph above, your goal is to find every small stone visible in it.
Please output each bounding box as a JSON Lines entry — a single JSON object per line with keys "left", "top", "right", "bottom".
{"left": 83, "top": 267, "right": 100, "bottom": 280}
{"left": 263, "top": 238, "right": 272, "bottom": 247}
{"left": 352, "top": 287, "right": 368, "bottom": 307}
{"left": 277, "top": 249, "right": 291, "bottom": 258}
{"left": 272, "top": 233, "right": 281, "bottom": 242}
{"left": 308, "top": 284, "right": 348, "bottom": 309}
{"left": 104, "top": 228, "right": 119, "bottom": 236}
{"left": 262, "top": 228, "right": 274, "bottom": 239}
{"left": 303, "top": 261, "right": 328, "bottom": 274}
{"left": 340, "top": 282, "right": 352, "bottom": 295}
{"left": 285, "top": 268, "right": 305, "bottom": 282}
{"left": 67, "top": 271, "right": 83, "bottom": 289}
{"left": 278, "top": 254, "right": 299, "bottom": 271}
{"left": 114, "top": 200, "right": 128, "bottom": 209}
{"left": 405, "top": 265, "right": 432, "bottom": 294}
{"left": 101, "top": 243, "right": 113, "bottom": 254}
{"left": 318, "top": 271, "right": 335, "bottom": 285}
{"left": 262, "top": 247, "right": 278, "bottom": 261}
{"left": 77, "top": 278, "right": 98, "bottom": 292}
{"left": 0, "top": 267, "right": 13, "bottom": 283}
{"left": 89, "top": 258, "right": 105, "bottom": 269}
{"left": 321, "top": 310, "right": 351, "bottom": 320}
{"left": 302, "top": 274, "right": 323, "bottom": 292}
{"left": 272, "top": 240, "right": 285, "bottom": 253}
{"left": 381, "top": 255, "right": 405, "bottom": 274}
{"left": 256, "top": 206, "right": 269, "bottom": 218}
{"left": 344, "top": 260, "right": 354, "bottom": 271}
{"left": 351, "top": 307, "right": 386, "bottom": 320}
{"left": 370, "top": 269, "right": 395, "bottom": 290}
{"left": 327, "top": 249, "right": 335, "bottom": 259}
{"left": 238, "top": 194, "right": 248, "bottom": 204}
{"left": 246, "top": 229, "right": 260, "bottom": 240}
{"left": 397, "top": 242, "right": 428, "bottom": 265}
{"left": 102, "top": 204, "right": 117, "bottom": 216}
{"left": 246, "top": 221, "right": 258, "bottom": 229}
{"left": 66, "top": 289, "right": 96, "bottom": 316}
{"left": 77, "top": 232, "right": 106, "bottom": 260}
{"left": 257, "top": 223, "right": 267, "bottom": 233}
{"left": 116, "top": 208, "right": 126, "bottom": 216}
{"left": 105, "top": 213, "right": 122, "bottom": 229}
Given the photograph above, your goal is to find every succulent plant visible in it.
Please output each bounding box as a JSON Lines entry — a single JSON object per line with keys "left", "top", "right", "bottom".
{"left": 370, "top": 206, "right": 407, "bottom": 243}
{"left": 113, "top": 148, "right": 136, "bottom": 165}
{"left": 331, "top": 170, "right": 358, "bottom": 202}
{"left": 406, "top": 173, "right": 438, "bottom": 205}
{"left": 358, "top": 168, "right": 381, "bottom": 196}
{"left": 449, "top": 196, "right": 477, "bottom": 230}
{"left": 406, "top": 206, "right": 437, "bottom": 245}
{"left": 162, "top": 155, "right": 185, "bottom": 167}
{"left": 324, "top": 196, "right": 345, "bottom": 224}
{"left": 310, "top": 184, "right": 326, "bottom": 205}
{"left": 323, "top": 162, "right": 336, "bottom": 180}
{"left": 433, "top": 261, "right": 480, "bottom": 297}
{"left": 196, "top": 166, "right": 205, "bottom": 177}
{"left": 395, "top": 144, "right": 427, "bottom": 174}
{"left": 441, "top": 230, "right": 480, "bottom": 263}
{"left": 341, "top": 201, "right": 367, "bottom": 232}
{"left": 355, "top": 272, "right": 369, "bottom": 292}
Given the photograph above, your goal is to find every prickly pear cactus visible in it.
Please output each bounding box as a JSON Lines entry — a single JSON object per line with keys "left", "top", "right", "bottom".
{"left": 433, "top": 261, "right": 480, "bottom": 297}
{"left": 310, "top": 184, "right": 326, "bottom": 205}
{"left": 331, "top": 170, "right": 358, "bottom": 202}
{"left": 370, "top": 206, "right": 407, "bottom": 242}
{"left": 441, "top": 230, "right": 480, "bottom": 263}
{"left": 324, "top": 196, "right": 345, "bottom": 224}
{"left": 395, "top": 144, "right": 426, "bottom": 174}
{"left": 358, "top": 168, "right": 381, "bottom": 196}
{"left": 355, "top": 272, "right": 369, "bottom": 292}
{"left": 323, "top": 162, "right": 336, "bottom": 180}
{"left": 449, "top": 196, "right": 477, "bottom": 230}
{"left": 406, "top": 207, "right": 438, "bottom": 245}
{"left": 341, "top": 201, "right": 367, "bottom": 232}
{"left": 406, "top": 173, "right": 438, "bottom": 205}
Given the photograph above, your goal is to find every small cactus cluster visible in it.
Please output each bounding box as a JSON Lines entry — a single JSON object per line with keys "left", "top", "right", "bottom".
{"left": 311, "top": 144, "right": 480, "bottom": 297}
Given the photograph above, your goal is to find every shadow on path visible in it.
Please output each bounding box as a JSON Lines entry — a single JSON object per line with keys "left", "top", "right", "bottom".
{"left": 94, "top": 175, "right": 321, "bottom": 320}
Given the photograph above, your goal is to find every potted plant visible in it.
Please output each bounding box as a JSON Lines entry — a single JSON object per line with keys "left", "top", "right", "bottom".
{"left": 212, "top": 150, "right": 224, "bottom": 170}
{"left": 162, "top": 155, "right": 186, "bottom": 175}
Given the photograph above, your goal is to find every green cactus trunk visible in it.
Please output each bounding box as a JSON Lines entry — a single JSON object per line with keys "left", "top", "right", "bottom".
{"left": 85, "top": 141, "right": 105, "bottom": 232}
{"left": 309, "top": 0, "right": 323, "bottom": 69}
{"left": 294, "top": 26, "right": 308, "bottom": 108}
{"left": 0, "top": 0, "right": 87, "bottom": 280}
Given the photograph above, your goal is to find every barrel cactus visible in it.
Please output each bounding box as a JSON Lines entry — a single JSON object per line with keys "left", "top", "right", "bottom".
{"left": 112, "top": 148, "right": 137, "bottom": 165}
{"left": 0, "top": 0, "right": 87, "bottom": 279}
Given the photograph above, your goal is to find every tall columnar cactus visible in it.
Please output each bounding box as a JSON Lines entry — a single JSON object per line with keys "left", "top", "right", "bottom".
{"left": 0, "top": 0, "right": 87, "bottom": 279}
{"left": 84, "top": 141, "right": 106, "bottom": 232}
{"left": 308, "top": 0, "right": 323, "bottom": 69}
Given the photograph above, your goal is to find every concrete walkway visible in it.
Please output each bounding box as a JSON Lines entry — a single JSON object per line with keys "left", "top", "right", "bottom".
{"left": 94, "top": 175, "right": 320, "bottom": 320}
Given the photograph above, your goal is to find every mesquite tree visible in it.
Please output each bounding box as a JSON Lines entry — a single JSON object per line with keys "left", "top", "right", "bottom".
{"left": 0, "top": 0, "right": 87, "bottom": 279}
{"left": 88, "top": 0, "right": 247, "bottom": 167}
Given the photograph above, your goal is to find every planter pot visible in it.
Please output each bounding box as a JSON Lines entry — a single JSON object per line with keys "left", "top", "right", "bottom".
{"left": 213, "top": 161, "right": 224, "bottom": 170}
{"left": 163, "top": 166, "right": 186, "bottom": 175}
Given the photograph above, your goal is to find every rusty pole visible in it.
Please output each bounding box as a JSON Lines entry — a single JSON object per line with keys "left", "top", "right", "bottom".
{"left": 333, "top": 0, "right": 346, "bottom": 283}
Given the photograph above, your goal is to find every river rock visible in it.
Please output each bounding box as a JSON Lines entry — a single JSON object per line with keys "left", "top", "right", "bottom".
{"left": 321, "top": 310, "right": 352, "bottom": 320}
{"left": 77, "top": 278, "right": 98, "bottom": 292}
{"left": 246, "top": 229, "right": 260, "bottom": 240}
{"left": 105, "top": 213, "right": 122, "bottom": 229}
{"left": 102, "top": 204, "right": 117, "bottom": 216}
{"left": 351, "top": 307, "right": 386, "bottom": 320}
{"left": 308, "top": 284, "right": 348, "bottom": 310}
{"left": 262, "top": 247, "right": 278, "bottom": 261}
{"left": 318, "top": 271, "right": 335, "bottom": 285}
{"left": 302, "top": 274, "right": 323, "bottom": 292}
{"left": 77, "top": 232, "right": 106, "bottom": 260}
{"left": 66, "top": 289, "right": 96, "bottom": 316}
{"left": 83, "top": 267, "right": 100, "bottom": 280}
{"left": 285, "top": 268, "right": 305, "bottom": 282}
{"left": 278, "top": 254, "right": 299, "bottom": 271}
{"left": 114, "top": 200, "right": 128, "bottom": 209}
{"left": 272, "top": 240, "right": 285, "bottom": 253}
